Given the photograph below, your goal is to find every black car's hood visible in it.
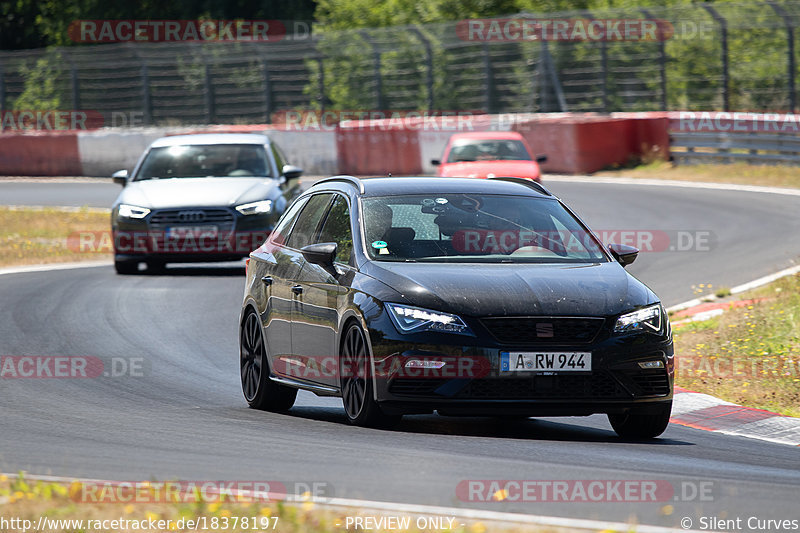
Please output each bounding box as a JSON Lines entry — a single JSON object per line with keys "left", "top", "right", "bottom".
{"left": 364, "top": 261, "right": 656, "bottom": 318}
{"left": 116, "top": 177, "right": 280, "bottom": 209}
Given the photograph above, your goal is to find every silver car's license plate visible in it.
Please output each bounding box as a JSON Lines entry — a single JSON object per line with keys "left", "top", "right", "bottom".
{"left": 166, "top": 226, "right": 219, "bottom": 239}
{"left": 500, "top": 351, "right": 591, "bottom": 372}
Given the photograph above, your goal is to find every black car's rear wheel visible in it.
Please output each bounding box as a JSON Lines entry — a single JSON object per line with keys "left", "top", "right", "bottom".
{"left": 240, "top": 310, "right": 296, "bottom": 411}
{"left": 608, "top": 401, "right": 672, "bottom": 440}
{"left": 340, "top": 322, "right": 400, "bottom": 427}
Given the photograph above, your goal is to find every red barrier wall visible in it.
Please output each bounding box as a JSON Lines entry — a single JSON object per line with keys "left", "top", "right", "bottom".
{"left": 514, "top": 116, "right": 669, "bottom": 174}
{"left": 0, "top": 133, "right": 82, "bottom": 176}
{"left": 336, "top": 125, "right": 421, "bottom": 175}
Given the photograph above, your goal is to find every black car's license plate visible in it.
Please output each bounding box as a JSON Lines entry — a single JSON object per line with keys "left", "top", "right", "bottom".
{"left": 500, "top": 351, "right": 591, "bottom": 372}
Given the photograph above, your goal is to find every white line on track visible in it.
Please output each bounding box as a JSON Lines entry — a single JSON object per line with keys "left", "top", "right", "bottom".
{"left": 666, "top": 263, "right": 800, "bottom": 312}
{"left": 2, "top": 473, "right": 706, "bottom": 533}
{"left": 0, "top": 260, "right": 111, "bottom": 277}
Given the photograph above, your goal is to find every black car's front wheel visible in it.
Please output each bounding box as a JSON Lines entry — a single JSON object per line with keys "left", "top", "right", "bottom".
{"left": 608, "top": 401, "right": 672, "bottom": 440}
{"left": 240, "top": 310, "right": 296, "bottom": 411}
{"left": 340, "top": 322, "right": 400, "bottom": 427}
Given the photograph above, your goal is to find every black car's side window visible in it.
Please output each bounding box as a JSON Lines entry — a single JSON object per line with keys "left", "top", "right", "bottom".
{"left": 316, "top": 195, "right": 353, "bottom": 266}
{"left": 286, "top": 193, "right": 334, "bottom": 250}
{"left": 269, "top": 196, "right": 309, "bottom": 246}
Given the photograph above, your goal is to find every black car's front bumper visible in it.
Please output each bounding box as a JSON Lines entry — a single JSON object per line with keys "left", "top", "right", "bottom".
{"left": 367, "top": 315, "right": 674, "bottom": 417}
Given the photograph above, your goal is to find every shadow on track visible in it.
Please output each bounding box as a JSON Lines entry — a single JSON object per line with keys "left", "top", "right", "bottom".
{"left": 143, "top": 265, "right": 246, "bottom": 277}
{"left": 275, "top": 406, "right": 693, "bottom": 446}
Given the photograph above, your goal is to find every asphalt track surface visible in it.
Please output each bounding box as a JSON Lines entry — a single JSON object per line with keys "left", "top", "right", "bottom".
{"left": 1, "top": 178, "right": 799, "bottom": 529}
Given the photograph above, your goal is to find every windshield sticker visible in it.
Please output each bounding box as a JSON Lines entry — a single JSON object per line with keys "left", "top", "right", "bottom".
{"left": 371, "top": 240, "right": 388, "bottom": 249}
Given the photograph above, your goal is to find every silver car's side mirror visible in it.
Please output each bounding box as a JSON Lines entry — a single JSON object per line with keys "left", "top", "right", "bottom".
{"left": 112, "top": 169, "right": 129, "bottom": 186}
{"left": 282, "top": 165, "right": 303, "bottom": 180}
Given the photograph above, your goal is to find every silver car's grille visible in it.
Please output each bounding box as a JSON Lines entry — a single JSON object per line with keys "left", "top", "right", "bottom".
{"left": 149, "top": 208, "right": 235, "bottom": 227}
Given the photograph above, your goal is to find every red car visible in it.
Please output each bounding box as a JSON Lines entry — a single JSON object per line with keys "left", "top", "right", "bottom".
{"left": 432, "top": 131, "right": 547, "bottom": 183}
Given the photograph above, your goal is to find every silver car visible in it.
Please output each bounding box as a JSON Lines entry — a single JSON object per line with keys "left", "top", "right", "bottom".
{"left": 110, "top": 133, "right": 302, "bottom": 274}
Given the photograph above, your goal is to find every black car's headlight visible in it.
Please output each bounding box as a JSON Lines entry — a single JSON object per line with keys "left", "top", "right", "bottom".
{"left": 386, "top": 304, "right": 474, "bottom": 336}
{"left": 236, "top": 200, "right": 273, "bottom": 215}
{"left": 613, "top": 303, "right": 665, "bottom": 335}
{"left": 118, "top": 204, "right": 150, "bottom": 219}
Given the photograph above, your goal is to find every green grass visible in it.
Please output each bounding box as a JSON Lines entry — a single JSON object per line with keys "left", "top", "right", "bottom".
{"left": 595, "top": 160, "right": 800, "bottom": 189}
{"left": 0, "top": 474, "right": 591, "bottom": 533}
{"left": 674, "top": 273, "right": 800, "bottom": 416}
{"left": 0, "top": 207, "right": 111, "bottom": 267}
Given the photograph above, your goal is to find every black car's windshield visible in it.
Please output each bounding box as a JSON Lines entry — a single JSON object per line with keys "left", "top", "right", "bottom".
{"left": 446, "top": 139, "right": 531, "bottom": 162}
{"left": 135, "top": 144, "right": 272, "bottom": 180}
{"left": 362, "top": 194, "right": 608, "bottom": 263}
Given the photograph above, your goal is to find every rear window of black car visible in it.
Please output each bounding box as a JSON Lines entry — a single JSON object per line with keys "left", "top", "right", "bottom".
{"left": 361, "top": 194, "right": 608, "bottom": 264}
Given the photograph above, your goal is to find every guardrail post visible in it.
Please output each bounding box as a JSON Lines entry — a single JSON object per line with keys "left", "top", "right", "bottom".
{"left": 540, "top": 39, "right": 567, "bottom": 112}
{"left": 409, "top": 26, "right": 434, "bottom": 111}
{"left": 70, "top": 62, "right": 81, "bottom": 111}
{"left": 359, "top": 31, "right": 384, "bottom": 109}
{"left": 0, "top": 64, "right": 5, "bottom": 115}
{"left": 317, "top": 56, "right": 325, "bottom": 112}
{"left": 141, "top": 63, "right": 152, "bottom": 125}
{"left": 202, "top": 54, "right": 216, "bottom": 124}
{"left": 767, "top": 1, "right": 796, "bottom": 113}
{"left": 641, "top": 8, "right": 668, "bottom": 110}
{"left": 600, "top": 39, "right": 609, "bottom": 111}
{"left": 702, "top": 5, "right": 730, "bottom": 111}
{"left": 482, "top": 43, "right": 494, "bottom": 113}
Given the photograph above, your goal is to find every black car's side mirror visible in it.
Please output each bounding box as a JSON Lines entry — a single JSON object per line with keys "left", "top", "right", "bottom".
{"left": 112, "top": 169, "right": 129, "bottom": 186}
{"left": 430, "top": 159, "right": 440, "bottom": 166}
{"left": 608, "top": 243, "right": 639, "bottom": 267}
{"left": 301, "top": 242, "right": 338, "bottom": 277}
{"left": 282, "top": 164, "right": 304, "bottom": 180}
{"left": 535, "top": 155, "right": 548, "bottom": 164}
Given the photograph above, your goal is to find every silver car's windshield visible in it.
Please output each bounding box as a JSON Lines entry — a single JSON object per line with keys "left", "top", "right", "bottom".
{"left": 135, "top": 144, "right": 273, "bottom": 180}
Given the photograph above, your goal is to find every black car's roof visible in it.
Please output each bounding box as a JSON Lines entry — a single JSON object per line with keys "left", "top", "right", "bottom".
{"left": 314, "top": 176, "right": 553, "bottom": 198}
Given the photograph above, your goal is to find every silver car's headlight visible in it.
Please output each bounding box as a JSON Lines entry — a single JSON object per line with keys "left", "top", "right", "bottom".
{"left": 118, "top": 204, "right": 150, "bottom": 219}
{"left": 386, "top": 304, "right": 473, "bottom": 336}
{"left": 614, "top": 303, "right": 664, "bottom": 334}
{"left": 236, "top": 200, "right": 273, "bottom": 215}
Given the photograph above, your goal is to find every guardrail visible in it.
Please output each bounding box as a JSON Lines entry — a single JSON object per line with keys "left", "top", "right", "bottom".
{"left": 671, "top": 132, "right": 800, "bottom": 165}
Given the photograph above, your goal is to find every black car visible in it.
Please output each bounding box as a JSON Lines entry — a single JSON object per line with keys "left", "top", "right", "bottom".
{"left": 240, "top": 176, "right": 674, "bottom": 439}
{"left": 110, "top": 133, "right": 303, "bottom": 274}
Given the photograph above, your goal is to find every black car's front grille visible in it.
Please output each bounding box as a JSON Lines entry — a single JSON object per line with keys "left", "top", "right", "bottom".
{"left": 481, "top": 317, "right": 605, "bottom": 345}
{"left": 626, "top": 371, "right": 671, "bottom": 396}
{"left": 456, "top": 373, "right": 629, "bottom": 400}
{"left": 149, "top": 208, "right": 235, "bottom": 227}
{"left": 389, "top": 378, "right": 449, "bottom": 396}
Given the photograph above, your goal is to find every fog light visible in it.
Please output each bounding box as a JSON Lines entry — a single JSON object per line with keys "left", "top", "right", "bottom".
{"left": 405, "top": 360, "right": 446, "bottom": 369}
{"left": 638, "top": 360, "right": 664, "bottom": 369}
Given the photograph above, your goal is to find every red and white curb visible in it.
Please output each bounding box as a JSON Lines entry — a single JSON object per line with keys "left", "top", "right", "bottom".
{"left": 671, "top": 387, "right": 800, "bottom": 446}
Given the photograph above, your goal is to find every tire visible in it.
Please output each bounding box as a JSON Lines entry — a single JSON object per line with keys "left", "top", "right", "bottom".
{"left": 608, "top": 402, "right": 672, "bottom": 440}
{"left": 146, "top": 260, "right": 166, "bottom": 273}
{"left": 114, "top": 259, "right": 139, "bottom": 275}
{"left": 240, "top": 310, "right": 297, "bottom": 412}
{"left": 340, "top": 322, "right": 401, "bottom": 428}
